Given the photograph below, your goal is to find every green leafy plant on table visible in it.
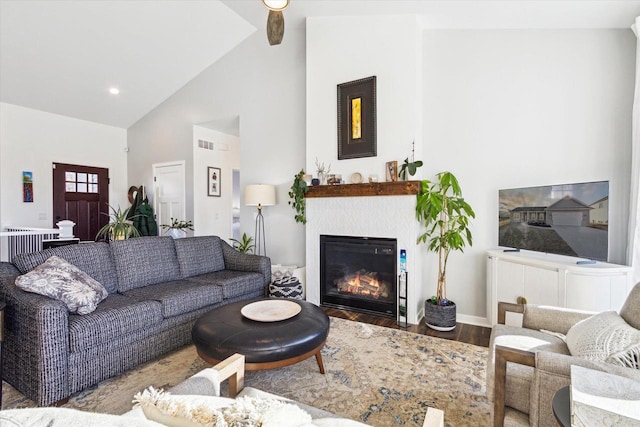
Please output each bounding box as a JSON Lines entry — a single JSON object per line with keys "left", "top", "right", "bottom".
{"left": 230, "top": 232, "right": 255, "bottom": 254}
{"left": 96, "top": 205, "right": 141, "bottom": 241}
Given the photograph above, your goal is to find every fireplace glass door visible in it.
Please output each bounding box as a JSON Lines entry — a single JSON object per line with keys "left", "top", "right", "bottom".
{"left": 320, "top": 235, "right": 397, "bottom": 318}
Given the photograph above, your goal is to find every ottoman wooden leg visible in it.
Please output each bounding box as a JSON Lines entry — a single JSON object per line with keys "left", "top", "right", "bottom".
{"left": 315, "top": 350, "right": 325, "bottom": 374}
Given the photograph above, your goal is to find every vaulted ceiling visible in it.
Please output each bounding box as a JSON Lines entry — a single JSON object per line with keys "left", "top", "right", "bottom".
{"left": 1, "top": 0, "right": 639, "bottom": 129}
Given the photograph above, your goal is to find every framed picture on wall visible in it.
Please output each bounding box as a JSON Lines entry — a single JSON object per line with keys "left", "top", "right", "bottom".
{"left": 208, "top": 167, "right": 221, "bottom": 197}
{"left": 337, "top": 76, "right": 377, "bottom": 160}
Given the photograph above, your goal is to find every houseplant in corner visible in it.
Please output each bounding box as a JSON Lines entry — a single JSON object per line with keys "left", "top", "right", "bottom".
{"left": 416, "top": 171, "right": 475, "bottom": 331}
{"left": 161, "top": 218, "right": 194, "bottom": 239}
{"left": 96, "top": 205, "right": 141, "bottom": 241}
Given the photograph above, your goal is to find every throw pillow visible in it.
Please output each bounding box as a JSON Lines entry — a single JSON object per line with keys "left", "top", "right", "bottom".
{"left": 15, "top": 255, "right": 108, "bottom": 315}
{"left": 134, "top": 387, "right": 313, "bottom": 427}
{"left": 565, "top": 311, "right": 640, "bottom": 369}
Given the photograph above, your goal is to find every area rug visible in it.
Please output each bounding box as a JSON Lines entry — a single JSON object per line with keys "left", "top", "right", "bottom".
{"left": 2, "top": 317, "right": 491, "bottom": 426}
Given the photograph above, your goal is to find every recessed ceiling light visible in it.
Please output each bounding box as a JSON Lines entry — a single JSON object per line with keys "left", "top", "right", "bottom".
{"left": 109, "top": 87, "right": 120, "bottom": 95}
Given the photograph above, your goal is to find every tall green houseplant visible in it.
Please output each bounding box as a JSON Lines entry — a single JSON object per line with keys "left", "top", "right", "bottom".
{"left": 416, "top": 171, "right": 475, "bottom": 330}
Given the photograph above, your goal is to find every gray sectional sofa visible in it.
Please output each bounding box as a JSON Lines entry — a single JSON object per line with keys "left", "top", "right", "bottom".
{"left": 0, "top": 235, "right": 270, "bottom": 407}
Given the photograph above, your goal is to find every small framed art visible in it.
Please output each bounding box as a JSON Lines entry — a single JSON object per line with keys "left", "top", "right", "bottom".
{"left": 208, "top": 167, "right": 221, "bottom": 197}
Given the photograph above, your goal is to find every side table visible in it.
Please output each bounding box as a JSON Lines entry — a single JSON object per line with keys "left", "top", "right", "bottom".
{"left": 0, "top": 301, "right": 5, "bottom": 409}
{"left": 552, "top": 385, "right": 571, "bottom": 427}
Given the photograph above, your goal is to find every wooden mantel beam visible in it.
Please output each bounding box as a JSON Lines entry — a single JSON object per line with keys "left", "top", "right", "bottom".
{"left": 305, "top": 181, "right": 421, "bottom": 198}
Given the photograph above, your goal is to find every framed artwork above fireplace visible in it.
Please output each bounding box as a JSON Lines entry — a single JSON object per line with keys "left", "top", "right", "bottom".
{"left": 337, "top": 76, "right": 377, "bottom": 160}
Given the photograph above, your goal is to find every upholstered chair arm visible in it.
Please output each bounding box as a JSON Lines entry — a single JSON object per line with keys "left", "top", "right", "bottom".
{"left": 529, "top": 351, "right": 640, "bottom": 426}
{"left": 492, "top": 345, "right": 535, "bottom": 427}
{"left": 0, "top": 262, "right": 70, "bottom": 406}
{"left": 221, "top": 241, "right": 271, "bottom": 286}
{"left": 497, "top": 302, "right": 524, "bottom": 325}
{"left": 522, "top": 305, "right": 594, "bottom": 335}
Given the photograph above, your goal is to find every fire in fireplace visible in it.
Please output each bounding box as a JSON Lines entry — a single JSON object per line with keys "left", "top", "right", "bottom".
{"left": 320, "top": 235, "right": 397, "bottom": 318}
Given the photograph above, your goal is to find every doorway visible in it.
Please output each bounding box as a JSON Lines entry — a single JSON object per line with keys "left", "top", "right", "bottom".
{"left": 52, "top": 162, "right": 109, "bottom": 241}
{"left": 153, "top": 161, "right": 186, "bottom": 234}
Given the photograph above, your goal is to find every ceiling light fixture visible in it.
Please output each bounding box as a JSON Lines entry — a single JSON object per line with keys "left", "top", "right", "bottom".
{"left": 262, "top": 0, "right": 289, "bottom": 46}
{"left": 109, "top": 87, "right": 120, "bottom": 95}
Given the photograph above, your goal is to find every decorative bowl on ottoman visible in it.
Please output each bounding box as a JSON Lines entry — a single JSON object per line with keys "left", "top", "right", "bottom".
{"left": 269, "top": 276, "right": 303, "bottom": 299}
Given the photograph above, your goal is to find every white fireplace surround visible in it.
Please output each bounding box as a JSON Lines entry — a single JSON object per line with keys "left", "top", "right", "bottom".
{"left": 305, "top": 195, "right": 426, "bottom": 324}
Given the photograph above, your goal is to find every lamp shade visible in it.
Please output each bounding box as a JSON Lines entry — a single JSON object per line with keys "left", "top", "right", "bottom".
{"left": 245, "top": 184, "right": 276, "bottom": 207}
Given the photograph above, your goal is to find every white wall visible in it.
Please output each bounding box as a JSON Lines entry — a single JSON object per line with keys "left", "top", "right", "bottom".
{"left": 421, "top": 29, "right": 635, "bottom": 320}
{"left": 0, "top": 102, "right": 128, "bottom": 230}
{"left": 127, "top": 30, "right": 307, "bottom": 266}
{"left": 193, "top": 126, "right": 239, "bottom": 240}
{"left": 306, "top": 15, "right": 423, "bottom": 180}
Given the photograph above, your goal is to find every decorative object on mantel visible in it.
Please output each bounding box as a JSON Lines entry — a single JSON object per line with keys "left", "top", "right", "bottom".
{"left": 337, "top": 76, "right": 377, "bottom": 160}
{"left": 314, "top": 158, "right": 331, "bottom": 185}
{"left": 245, "top": 184, "right": 276, "bottom": 255}
{"left": 161, "top": 218, "right": 194, "bottom": 239}
{"left": 262, "top": 0, "right": 289, "bottom": 45}
{"left": 399, "top": 141, "right": 423, "bottom": 181}
{"left": 350, "top": 172, "right": 363, "bottom": 184}
{"left": 288, "top": 170, "right": 309, "bottom": 224}
{"left": 386, "top": 161, "right": 398, "bottom": 182}
{"left": 416, "top": 171, "right": 475, "bottom": 331}
{"left": 368, "top": 174, "right": 378, "bottom": 183}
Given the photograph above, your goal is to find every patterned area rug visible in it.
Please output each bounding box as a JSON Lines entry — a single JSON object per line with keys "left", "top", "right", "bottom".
{"left": 2, "top": 317, "right": 491, "bottom": 426}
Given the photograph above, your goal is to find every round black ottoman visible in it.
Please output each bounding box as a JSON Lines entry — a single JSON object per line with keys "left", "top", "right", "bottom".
{"left": 192, "top": 298, "right": 330, "bottom": 372}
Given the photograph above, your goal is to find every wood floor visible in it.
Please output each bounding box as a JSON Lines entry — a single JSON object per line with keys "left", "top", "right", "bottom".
{"left": 322, "top": 307, "right": 492, "bottom": 348}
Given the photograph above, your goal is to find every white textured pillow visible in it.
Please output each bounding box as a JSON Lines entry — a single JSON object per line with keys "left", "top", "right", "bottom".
{"left": 133, "top": 387, "right": 313, "bottom": 427}
{"left": 15, "top": 255, "right": 108, "bottom": 315}
{"left": 566, "top": 311, "right": 640, "bottom": 369}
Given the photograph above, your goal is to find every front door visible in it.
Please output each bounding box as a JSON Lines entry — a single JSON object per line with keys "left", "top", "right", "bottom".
{"left": 52, "top": 163, "right": 109, "bottom": 241}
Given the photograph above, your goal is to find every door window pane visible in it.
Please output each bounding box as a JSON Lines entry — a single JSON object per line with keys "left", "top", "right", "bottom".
{"left": 77, "top": 183, "right": 88, "bottom": 192}
{"left": 65, "top": 172, "right": 76, "bottom": 181}
{"left": 77, "top": 173, "right": 87, "bottom": 183}
{"left": 89, "top": 184, "right": 98, "bottom": 193}
{"left": 89, "top": 174, "right": 98, "bottom": 183}
{"left": 66, "top": 182, "right": 76, "bottom": 192}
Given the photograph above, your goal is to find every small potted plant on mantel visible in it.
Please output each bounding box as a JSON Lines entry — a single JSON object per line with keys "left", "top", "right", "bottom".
{"left": 416, "top": 171, "right": 475, "bottom": 331}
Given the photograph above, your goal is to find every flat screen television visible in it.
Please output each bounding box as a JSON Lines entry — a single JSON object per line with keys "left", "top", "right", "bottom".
{"left": 498, "top": 181, "right": 609, "bottom": 261}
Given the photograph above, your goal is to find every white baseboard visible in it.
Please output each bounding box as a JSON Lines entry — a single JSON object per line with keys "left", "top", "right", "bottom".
{"left": 456, "top": 314, "right": 491, "bottom": 328}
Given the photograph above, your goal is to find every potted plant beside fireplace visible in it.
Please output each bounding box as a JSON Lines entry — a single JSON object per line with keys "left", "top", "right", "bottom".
{"left": 416, "top": 171, "right": 475, "bottom": 331}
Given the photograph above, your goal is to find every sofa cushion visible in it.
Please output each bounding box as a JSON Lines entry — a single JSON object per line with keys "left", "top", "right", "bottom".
{"left": 123, "top": 280, "right": 224, "bottom": 318}
{"left": 186, "top": 270, "right": 264, "bottom": 299}
{"left": 111, "top": 237, "right": 181, "bottom": 292}
{"left": 68, "top": 293, "right": 163, "bottom": 352}
{"left": 12, "top": 242, "right": 119, "bottom": 293}
{"left": 15, "top": 256, "right": 108, "bottom": 315}
{"left": 173, "top": 236, "right": 225, "bottom": 278}
{"left": 566, "top": 311, "right": 640, "bottom": 369}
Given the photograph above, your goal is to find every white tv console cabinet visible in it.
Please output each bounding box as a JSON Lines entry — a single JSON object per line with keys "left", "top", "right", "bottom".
{"left": 486, "top": 250, "right": 633, "bottom": 326}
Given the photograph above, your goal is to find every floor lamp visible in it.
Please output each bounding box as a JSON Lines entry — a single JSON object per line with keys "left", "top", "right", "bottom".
{"left": 245, "top": 184, "right": 276, "bottom": 256}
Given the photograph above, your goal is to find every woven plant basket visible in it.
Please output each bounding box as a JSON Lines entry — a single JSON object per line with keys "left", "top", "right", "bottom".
{"left": 424, "top": 300, "right": 457, "bottom": 331}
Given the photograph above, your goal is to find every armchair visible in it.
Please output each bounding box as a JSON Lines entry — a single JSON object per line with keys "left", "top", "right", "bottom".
{"left": 487, "top": 282, "right": 640, "bottom": 427}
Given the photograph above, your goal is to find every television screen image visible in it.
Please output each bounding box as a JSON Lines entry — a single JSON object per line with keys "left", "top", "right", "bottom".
{"left": 499, "top": 181, "right": 609, "bottom": 261}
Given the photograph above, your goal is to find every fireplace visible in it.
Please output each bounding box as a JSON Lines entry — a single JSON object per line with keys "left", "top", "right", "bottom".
{"left": 320, "top": 235, "right": 397, "bottom": 318}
